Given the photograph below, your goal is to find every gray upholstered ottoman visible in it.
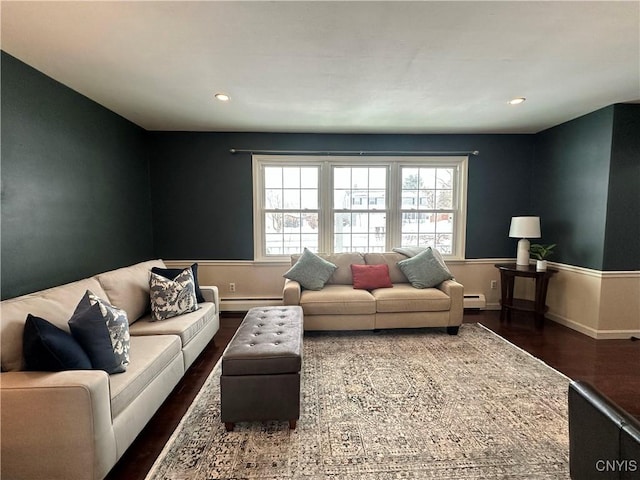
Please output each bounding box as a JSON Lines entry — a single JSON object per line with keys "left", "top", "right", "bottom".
{"left": 221, "top": 306, "right": 303, "bottom": 431}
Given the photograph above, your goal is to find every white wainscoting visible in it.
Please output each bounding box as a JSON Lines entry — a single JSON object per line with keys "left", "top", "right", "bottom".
{"left": 164, "top": 259, "right": 640, "bottom": 340}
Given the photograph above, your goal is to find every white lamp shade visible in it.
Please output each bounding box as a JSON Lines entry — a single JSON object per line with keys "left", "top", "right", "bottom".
{"left": 509, "top": 216, "right": 541, "bottom": 239}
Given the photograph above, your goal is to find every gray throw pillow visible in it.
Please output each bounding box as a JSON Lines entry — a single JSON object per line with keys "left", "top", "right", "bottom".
{"left": 283, "top": 248, "right": 337, "bottom": 290}
{"left": 393, "top": 246, "right": 453, "bottom": 277}
{"left": 150, "top": 267, "right": 199, "bottom": 321}
{"left": 397, "top": 247, "right": 454, "bottom": 288}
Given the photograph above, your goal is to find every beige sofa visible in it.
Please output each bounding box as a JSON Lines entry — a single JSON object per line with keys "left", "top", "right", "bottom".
{"left": 0, "top": 259, "right": 220, "bottom": 480}
{"left": 283, "top": 252, "right": 463, "bottom": 332}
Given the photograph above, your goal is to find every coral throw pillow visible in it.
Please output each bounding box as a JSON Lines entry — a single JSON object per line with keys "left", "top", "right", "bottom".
{"left": 351, "top": 264, "right": 393, "bottom": 290}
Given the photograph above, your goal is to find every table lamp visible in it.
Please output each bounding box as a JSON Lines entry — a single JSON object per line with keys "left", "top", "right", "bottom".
{"left": 509, "top": 216, "right": 541, "bottom": 266}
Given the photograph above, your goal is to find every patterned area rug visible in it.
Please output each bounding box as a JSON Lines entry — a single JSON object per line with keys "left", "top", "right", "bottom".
{"left": 146, "top": 323, "right": 570, "bottom": 479}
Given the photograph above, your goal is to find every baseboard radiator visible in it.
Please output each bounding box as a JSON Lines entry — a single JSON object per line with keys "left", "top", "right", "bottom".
{"left": 463, "top": 294, "right": 487, "bottom": 310}
{"left": 220, "top": 297, "right": 284, "bottom": 312}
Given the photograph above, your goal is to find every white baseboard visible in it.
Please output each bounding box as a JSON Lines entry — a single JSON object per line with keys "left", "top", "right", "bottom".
{"left": 220, "top": 297, "right": 283, "bottom": 312}
{"left": 547, "top": 312, "right": 640, "bottom": 340}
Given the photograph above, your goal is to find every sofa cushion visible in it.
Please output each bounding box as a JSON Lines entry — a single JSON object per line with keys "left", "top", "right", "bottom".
{"left": 23, "top": 314, "right": 92, "bottom": 371}
{"left": 351, "top": 264, "right": 393, "bottom": 290}
{"left": 299, "top": 285, "right": 376, "bottom": 315}
{"left": 284, "top": 248, "right": 338, "bottom": 290}
{"left": 95, "top": 259, "right": 166, "bottom": 324}
{"left": 149, "top": 268, "right": 199, "bottom": 321}
{"left": 129, "top": 302, "right": 216, "bottom": 349}
{"left": 151, "top": 263, "right": 205, "bottom": 303}
{"left": 69, "top": 291, "right": 130, "bottom": 374}
{"left": 1, "top": 277, "right": 108, "bottom": 372}
{"left": 397, "top": 248, "right": 454, "bottom": 288}
{"left": 363, "top": 252, "right": 409, "bottom": 284}
{"left": 372, "top": 284, "right": 451, "bottom": 312}
{"left": 108, "top": 334, "right": 182, "bottom": 419}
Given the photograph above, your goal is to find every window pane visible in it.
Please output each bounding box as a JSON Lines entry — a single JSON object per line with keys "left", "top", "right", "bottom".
{"left": 369, "top": 190, "right": 385, "bottom": 208}
{"left": 264, "top": 167, "right": 282, "bottom": 188}
{"left": 332, "top": 189, "right": 347, "bottom": 209}
{"left": 369, "top": 168, "right": 386, "bottom": 188}
{"left": 300, "top": 167, "right": 317, "bottom": 188}
{"left": 300, "top": 189, "right": 317, "bottom": 209}
{"left": 334, "top": 234, "right": 351, "bottom": 252}
{"left": 351, "top": 190, "right": 368, "bottom": 210}
{"left": 265, "top": 213, "right": 283, "bottom": 233}
{"left": 418, "top": 190, "right": 435, "bottom": 210}
{"left": 265, "top": 189, "right": 282, "bottom": 209}
{"left": 282, "top": 167, "right": 300, "bottom": 188}
{"left": 402, "top": 168, "right": 421, "bottom": 189}
{"left": 283, "top": 189, "right": 300, "bottom": 209}
{"left": 351, "top": 212, "right": 368, "bottom": 233}
{"left": 436, "top": 189, "right": 452, "bottom": 209}
{"left": 334, "top": 168, "right": 351, "bottom": 188}
{"left": 351, "top": 168, "right": 369, "bottom": 188}
{"left": 420, "top": 168, "right": 436, "bottom": 188}
{"left": 402, "top": 190, "right": 417, "bottom": 209}
{"left": 436, "top": 213, "right": 454, "bottom": 233}
{"left": 437, "top": 168, "right": 453, "bottom": 189}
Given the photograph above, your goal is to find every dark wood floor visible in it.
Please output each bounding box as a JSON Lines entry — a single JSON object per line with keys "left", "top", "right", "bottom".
{"left": 106, "top": 310, "right": 640, "bottom": 480}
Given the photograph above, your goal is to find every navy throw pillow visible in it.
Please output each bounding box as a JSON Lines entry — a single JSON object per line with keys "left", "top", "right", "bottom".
{"left": 23, "top": 314, "right": 92, "bottom": 371}
{"left": 69, "top": 293, "right": 123, "bottom": 374}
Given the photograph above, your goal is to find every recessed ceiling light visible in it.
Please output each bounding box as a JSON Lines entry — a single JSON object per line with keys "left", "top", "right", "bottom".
{"left": 509, "top": 97, "right": 526, "bottom": 105}
{"left": 214, "top": 93, "right": 230, "bottom": 102}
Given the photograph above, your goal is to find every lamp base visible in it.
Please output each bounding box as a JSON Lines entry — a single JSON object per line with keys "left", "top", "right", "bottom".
{"left": 516, "top": 238, "right": 531, "bottom": 266}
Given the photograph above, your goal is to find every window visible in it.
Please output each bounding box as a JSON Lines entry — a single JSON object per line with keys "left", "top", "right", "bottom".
{"left": 333, "top": 166, "right": 387, "bottom": 253}
{"left": 253, "top": 155, "right": 467, "bottom": 261}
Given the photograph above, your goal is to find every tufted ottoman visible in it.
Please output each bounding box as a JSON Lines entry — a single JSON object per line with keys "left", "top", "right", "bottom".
{"left": 220, "top": 306, "right": 303, "bottom": 431}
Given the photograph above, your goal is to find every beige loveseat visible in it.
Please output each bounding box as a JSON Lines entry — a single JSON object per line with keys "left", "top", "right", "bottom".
{"left": 0, "top": 259, "right": 220, "bottom": 480}
{"left": 283, "top": 252, "right": 463, "bottom": 332}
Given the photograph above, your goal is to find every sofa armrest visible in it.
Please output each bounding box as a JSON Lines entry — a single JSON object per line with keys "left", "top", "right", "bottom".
{"left": 1, "top": 370, "right": 117, "bottom": 480}
{"left": 283, "top": 279, "right": 301, "bottom": 305}
{"left": 200, "top": 285, "right": 220, "bottom": 313}
{"left": 438, "top": 279, "right": 464, "bottom": 325}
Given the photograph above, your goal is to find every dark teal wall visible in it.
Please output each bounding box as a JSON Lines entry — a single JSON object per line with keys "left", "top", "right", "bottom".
{"left": 604, "top": 104, "right": 640, "bottom": 270}
{"left": 533, "top": 107, "right": 615, "bottom": 270}
{"left": 3, "top": 52, "right": 636, "bottom": 302}
{"left": 148, "top": 132, "right": 535, "bottom": 260}
{"left": 1, "top": 52, "right": 154, "bottom": 299}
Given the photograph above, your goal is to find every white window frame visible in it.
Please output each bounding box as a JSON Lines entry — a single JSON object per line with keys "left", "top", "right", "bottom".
{"left": 253, "top": 155, "right": 468, "bottom": 262}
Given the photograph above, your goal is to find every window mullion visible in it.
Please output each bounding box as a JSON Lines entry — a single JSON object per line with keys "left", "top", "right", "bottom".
{"left": 320, "top": 161, "right": 332, "bottom": 253}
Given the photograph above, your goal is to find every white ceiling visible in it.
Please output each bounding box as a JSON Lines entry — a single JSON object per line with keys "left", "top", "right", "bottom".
{"left": 1, "top": 1, "right": 639, "bottom": 134}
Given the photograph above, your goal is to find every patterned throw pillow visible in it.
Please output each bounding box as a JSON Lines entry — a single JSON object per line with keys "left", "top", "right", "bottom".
{"left": 283, "top": 248, "right": 338, "bottom": 290}
{"left": 151, "top": 263, "right": 205, "bottom": 303}
{"left": 149, "top": 267, "right": 199, "bottom": 321}
{"left": 397, "top": 247, "right": 454, "bottom": 289}
{"left": 69, "top": 291, "right": 130, "bottom": 374}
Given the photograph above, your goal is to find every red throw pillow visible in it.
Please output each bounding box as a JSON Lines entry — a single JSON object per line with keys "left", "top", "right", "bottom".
{"left": 351, "top": 264, "right": 393, "bottom": 290}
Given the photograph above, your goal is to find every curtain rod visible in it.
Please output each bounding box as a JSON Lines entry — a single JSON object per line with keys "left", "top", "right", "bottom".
{"left": 229, "top": 149, "right": 479, "bottom": 156}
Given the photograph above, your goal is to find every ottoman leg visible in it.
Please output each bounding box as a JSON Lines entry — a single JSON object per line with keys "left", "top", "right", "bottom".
{"left": 289, "top": 420, "right": 297, "bottom": 430}
{"left": 225, "top": 422, "right": 235, "bottom": 432}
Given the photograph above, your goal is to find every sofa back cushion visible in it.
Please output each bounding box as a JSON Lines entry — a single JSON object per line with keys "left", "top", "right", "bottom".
{"left": 0, "top": 277, "right": 108, "bottom": 372}
{"left": 363, "top": 252, "right": 409, "bottom": 284}
{"left": 291, "top": 252, "right": 365, "bottom": 285}
{"left": 95, "top": 259, "right": 166, "bottom": 324}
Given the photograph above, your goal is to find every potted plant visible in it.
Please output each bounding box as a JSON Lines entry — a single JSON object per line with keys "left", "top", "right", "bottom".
{"left": 530, "top": 243, "right": 556, "bottom": 271}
